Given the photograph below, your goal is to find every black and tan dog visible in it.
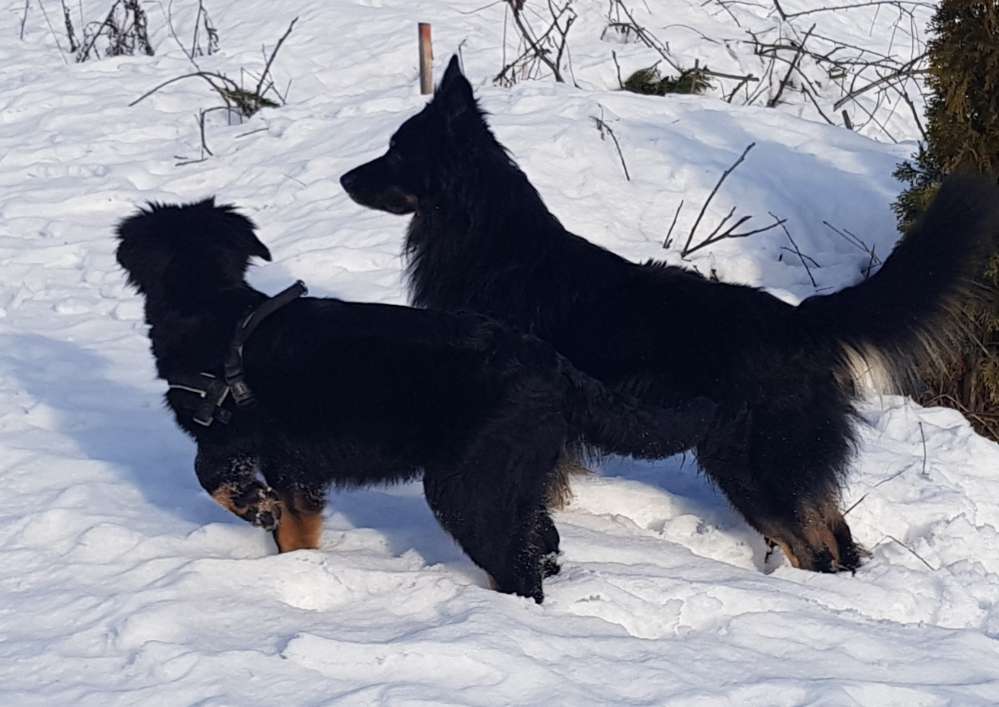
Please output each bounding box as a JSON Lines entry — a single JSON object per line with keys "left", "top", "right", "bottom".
{"left": 341, "top": 56, "right": 999, "bottom": 573}
{"left": 115, "top": 199, "right": 716, "bottom": 602}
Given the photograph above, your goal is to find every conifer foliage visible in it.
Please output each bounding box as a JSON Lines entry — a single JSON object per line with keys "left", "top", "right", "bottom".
{"left": 893, "top": 0, "right": 999, "bottom": 440}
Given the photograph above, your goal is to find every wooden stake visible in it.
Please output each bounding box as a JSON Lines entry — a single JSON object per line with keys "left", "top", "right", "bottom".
{"left": 418, "top": 22, "right": 433, "bottom": 95}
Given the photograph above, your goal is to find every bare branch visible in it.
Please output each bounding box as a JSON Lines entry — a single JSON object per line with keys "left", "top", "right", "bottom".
{"left": 777, "top": 0, "right": 934, "bottom": 19}
{"left": 19, "top": 0, "right": 30, "bottom": 40}
{"left": 663, "top": 200, "right": 683, "bottom": 249}
{"left": 254, "top": 17, "right": 298, "bottom": 100}
{"left": 771, "top": 212, "right": 817, "bottom": 288}
{"left": 832, "top": 52, "right": 928, "bottom": 110}
{"left": 683, "top": 214, "right": 786, "bottom": 258}
{"left": 683, "top": 142, "right": 755, "bottom": 256}
{"left": 591, "top": 111, "right": 631, "bottom": 181}
{"left": 611, "top": 49, "right": 624, "bottom": 89}
{"left": 767, "top": 23, "right": 815, "bottom": 108}
{"left": 496, "top": 0, "right": 576, "bottom": 85}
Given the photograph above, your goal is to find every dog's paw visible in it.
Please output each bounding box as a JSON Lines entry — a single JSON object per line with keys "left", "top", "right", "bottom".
{"left": 494, "top": 559, "right": 547, "bottom": 604}
{"left": 542, "top": 552, "right": 561, "bottom": 578}
{"left": 231, "top": 483, "right": 282, "bottom": 530}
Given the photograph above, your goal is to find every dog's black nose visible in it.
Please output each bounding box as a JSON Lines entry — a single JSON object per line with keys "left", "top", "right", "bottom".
{"left": 340, "top": 170, "right": 358, "bottom": 193}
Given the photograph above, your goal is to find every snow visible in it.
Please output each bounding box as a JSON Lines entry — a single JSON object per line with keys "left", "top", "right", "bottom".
{"left": 2, "top": 0, "right": 998, "bottom": 704}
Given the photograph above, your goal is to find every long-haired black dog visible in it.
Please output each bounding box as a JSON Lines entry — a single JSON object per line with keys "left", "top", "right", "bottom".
{"left": 115, "top": 199, "right": 716, "bottom": 602}
{"left": 341, "top": 55, "right": 999, "bottom": 573}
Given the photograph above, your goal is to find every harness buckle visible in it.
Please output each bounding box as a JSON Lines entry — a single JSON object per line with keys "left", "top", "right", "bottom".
{"left": 166, "top": 280, "right": 307, "bottom": 428}
{"left": 229, "top": 378, "right": 255, "bottom": 407}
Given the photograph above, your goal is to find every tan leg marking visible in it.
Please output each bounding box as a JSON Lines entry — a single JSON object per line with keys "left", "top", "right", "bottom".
{"left": 273, "top": 493, "right": 323, "bottom": 552}
{"left": 211, "top": 484, "right": 242, "bottom": 515}
{"left": 546, "top": 450, "right": 593, "bottom": 509}
{"left": 772, "top": 538, "right": 802, "bottom": 568}
{"left": 764, "top": 497, "right": 851, "bottom": 570}
{"left": 801, "top": 502, "right": 844, "bottom": 566}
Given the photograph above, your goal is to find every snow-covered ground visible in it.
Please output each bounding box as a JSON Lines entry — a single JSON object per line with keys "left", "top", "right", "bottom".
{"left": 2, "top": 0, "right": 998, "bottom": 703}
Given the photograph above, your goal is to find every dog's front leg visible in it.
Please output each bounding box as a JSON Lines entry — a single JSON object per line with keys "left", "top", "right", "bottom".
{"left": 194, "top": 443, "right": 281, "bottom": 531}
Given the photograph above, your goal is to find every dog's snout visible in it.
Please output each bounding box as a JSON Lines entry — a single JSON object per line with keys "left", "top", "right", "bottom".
{"left": 339, "top": 170, "right": 358, "bottom": 193}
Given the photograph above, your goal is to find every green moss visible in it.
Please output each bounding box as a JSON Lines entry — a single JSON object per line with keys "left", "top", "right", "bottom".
{"left": 893, "top": 0, "right": 999, "bottom": 440}
{"left": 622, "top": 65, "right": 711, "bottom": 96}
{"left": 223, "top": 87, "right": 279, "bottom": 118}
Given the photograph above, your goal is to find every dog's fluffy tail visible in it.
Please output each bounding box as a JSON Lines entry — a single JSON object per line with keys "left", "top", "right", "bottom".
{"left": 798, "top": 175, "right": 999, "bottom": 394}
{"left": 560, "top": 365, "right": 717, "bottom": 460}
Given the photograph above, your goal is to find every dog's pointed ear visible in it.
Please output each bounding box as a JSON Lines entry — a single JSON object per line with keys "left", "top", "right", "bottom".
{"left": 441, "top": 54, "right": 464, "bottom": 87}
{"left": 246, "top": 236, "right": 272, "bottom": 262}
{"left": 238, "top": 224, "right": 272, "bottom": 261}
{"left": 435, "top": 54, "right": 475, "bottom": 120}
{"left": 218, "top": 204, "right": 272, "bottom": 262}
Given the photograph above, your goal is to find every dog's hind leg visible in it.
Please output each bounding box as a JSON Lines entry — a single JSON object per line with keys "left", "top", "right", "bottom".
{"left": 700, "top": 459, "right": 859, "bottom": 572}
{"left": 761, "top": 497, "right": 867, "bottom": 573}
{"left": 272, "top": 487, "right": 326, "bottom": 553}
{"left": 698, "top": 401, "right": 865, "bottom": 573}
{"left": 195, "top": 443, "right": 281, "bottom": 530}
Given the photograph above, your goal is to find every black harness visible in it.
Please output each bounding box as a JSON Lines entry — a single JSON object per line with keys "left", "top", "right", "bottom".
{"left": 167, "top": 280, "right": 308, "bottom": 427}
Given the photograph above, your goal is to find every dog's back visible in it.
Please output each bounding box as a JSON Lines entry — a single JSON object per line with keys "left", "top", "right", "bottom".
{"left": 116, "top": 198, "right": 717, "bottom": 602}
{"left": 342, "top": 58, "right": 999, "bottom": 574}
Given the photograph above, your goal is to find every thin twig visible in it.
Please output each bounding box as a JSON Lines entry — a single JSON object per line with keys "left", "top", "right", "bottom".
{"left": 663, "top": 200, "right": 683, "bottom": 249}
{"left": 59, "top": 0, "right": 78, "bottom": 52}
{"left": 507, "top": 0, "right": 573, "bottom": 82}
{"left": 611, "top": 49, "right": 624, "bottom": 89}
{"left": 821, "top": 220, "right": 883, "bottom": 274}
{"left": 683, "top": 142, "right": 755, "bottom": 255}
{"left": 175, "top": 156, "right": 210, "bottom": 167}
{"left": 20, "top": 0, "right": 31, "bottom": 40}
{"left": 845, "top": 419, "right": 929, "bottom": 516}
{"left": 234, "top": 126, "right": 270, "bottom": 139}
{"left": 918, "top": 421, "right": 928, "bottom": 477}
{"left": 726, "top": 74, "right": 753, "bottom": 103}
{"left": 771, "top": 212, "right": 817, "bottom": 287}
{"left": 779, "top": 246, "right": 822, "bottom": 268}
{"left": 495, "top": 1, "right": 574, "bottom": 85}
{"left": 881, "top": 534, "right": 937, "bottom": 571}
{"left": 191, "top": 0, "right": 203, "bottom": 58}
{"left": 778, "top": 0, "right": 934, "bottom": 19}
{"left": 75, "top": 0, "right": 122, "bottom": 61}
{"left": 705, "top": 206, "right": 742, "bottom": 241}
{"left": 844, "top": 462, "right": 911, "bottom": 515}
{"left": 683, "top": 215, "right": 786, "bottom": 258}
{"left": 604, "top": 0, "right": 681, "bottom": 71}
{"left": 592, "top": 111, "right": 631, "bottom": 181}
{"left": 768, "top": 23, "right": 815, "bottom": 108}
{"left": 36, "top": 0, "right": 70, "bottom": 63}
{"left": 130, "top": 71, "right": 238, "bottom": 108}
{"left": 197, "top": 105, "right": 233, "bottom": 156}
{"left": 898, "top": 87, "right": 927, "bottom": 141}
{"left": 158, "top": 0, "right": 199, "bottom": 69}
{"left": 832, "top": 52, "right": 928, "bottom": 110}
{"left": 254, "top": 17, "right": 298, "bottom": 100}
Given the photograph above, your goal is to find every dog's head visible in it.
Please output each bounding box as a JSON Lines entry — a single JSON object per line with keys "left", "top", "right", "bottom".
{"left": 340, "top": 55, "right": 486, "bottom": 214}
{"left": 115, "top": 198, "right": 271, "bottom": 297}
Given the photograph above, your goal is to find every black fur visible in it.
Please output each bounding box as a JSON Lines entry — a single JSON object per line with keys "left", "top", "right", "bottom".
{"left": 340, "top": 55, "right": 999, "bottom": 573}
{"left": 115, "top": 198, "right": 716, "bottom": 602}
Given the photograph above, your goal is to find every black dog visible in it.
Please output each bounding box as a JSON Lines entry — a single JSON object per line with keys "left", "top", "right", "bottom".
{"left": 115, "top": 199, "right": 716, "bottom": 602}
{"left": 341, "top": 55, "right": 999, "bottom": 573}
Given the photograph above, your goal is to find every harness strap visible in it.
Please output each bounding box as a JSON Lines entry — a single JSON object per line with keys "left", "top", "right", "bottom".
{"left": 168, "top": 372, "right": 232, "bottom": 427}
{"left": 224, "top": 280, "right": 308, "bottom": 406}
{"left": 166, "top": 280, "right": 308, "bottom": 427}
